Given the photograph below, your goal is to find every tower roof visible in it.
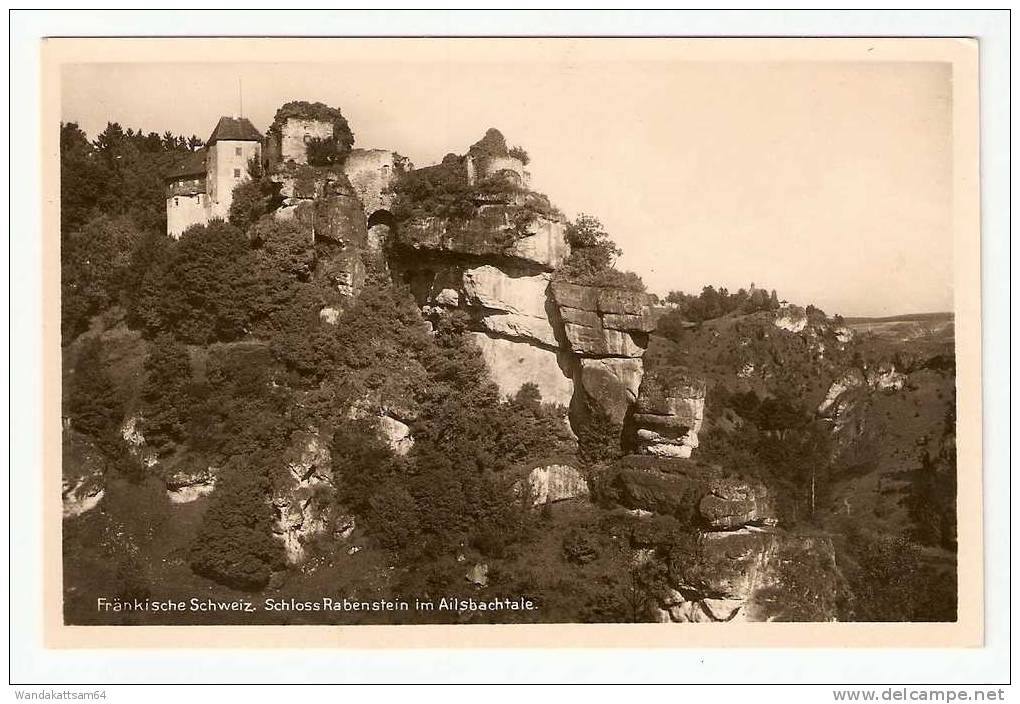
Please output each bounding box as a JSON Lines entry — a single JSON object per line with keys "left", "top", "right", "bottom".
{"left": 207, "top": 116, "right": 263, "bottom": 144}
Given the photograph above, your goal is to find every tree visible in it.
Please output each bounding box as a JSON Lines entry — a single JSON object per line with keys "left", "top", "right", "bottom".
{"left": 61, "top": 214, "right": 140, "bottom": 340}
{"left": 189, "top": 454, "right": 286, "bottom": 590}
{"left": 554, "top": 215, "right": 645, "bottom": 291}
{"left": 139, "top": 219, "right": 261, "bottom": 344}
{"left": 228, "top": 158, "right": 284, "bottom": 232}
{"left": 140, "top": 334, "right": 193, "bottom": 454}
{"left": 67, "top": 337, "right": 123, "bottom": 447}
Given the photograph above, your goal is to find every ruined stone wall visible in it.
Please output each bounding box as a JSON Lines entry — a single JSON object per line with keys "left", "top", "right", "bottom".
{"left": 280, "top": 117, "right": 333, "bottom": 165}
{"left": 343, "top": 148, "right": 411, "bottom": 216}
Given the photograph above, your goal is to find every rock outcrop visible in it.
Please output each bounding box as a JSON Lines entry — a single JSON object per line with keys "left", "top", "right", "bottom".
{"left": 610, "top": 456, "right": 777, "bottom": 529}
{"left": 606, "top": 451, "right": 837, "bottom": 623}
{"left": 273, "top": 167, "right": 372, "bottom": 301}
{"left": 377, "top": 415, "right": 414, "bottom": 456}
{"left": 272, "top": 429, "right": 346, "bottom": 564}
{"left": 527, "top": 464, "right": 589, "bottom": 506}
{"left": 61, "top": 430, "right": 107, "bottom": 518}
{"left": 390, "top": 216, "right": 657, "bottom": 435}
{"left": 633, "top": 367, "right": 706, "bottom": 458}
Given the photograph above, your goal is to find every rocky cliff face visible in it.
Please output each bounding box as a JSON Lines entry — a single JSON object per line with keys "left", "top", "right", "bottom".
{"left": 273, "top": 166, "right": 374, "bottom": 302}
{"left": 609, "top": 456, "right": 837, "bottom": 622}
{"left": 388, "top": 211, "right": 657, "bottom": 436}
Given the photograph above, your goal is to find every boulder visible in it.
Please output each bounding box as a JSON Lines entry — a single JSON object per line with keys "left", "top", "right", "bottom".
{"left": 527, "top": 465, "right": 589, "bottom": 505}
{"left": 469, "top": 332, "right": 574, "bottom": 407}
{"left": 377, "top": 415, "right": 414, "bottom": 456}
{"left": 466, "top": 563, "right": 489, "bottom": 588}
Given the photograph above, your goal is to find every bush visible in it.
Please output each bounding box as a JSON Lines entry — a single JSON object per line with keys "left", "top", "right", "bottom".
{"left": 508, "top": 145, "right": 530, "bottom": 165}
{"left": 575, "top": 402, "right": 623, "bottom": 465}
{"left": 554, "top": 215, "right": 645, "bottom": 292}
{"left": 188, "top": 454, "right": 286, "bottom": 590}
{"left": 367, "top": 481, "right": 420, "bottom": 551}
{"left": 562, "top": 526, "right": 602, "bottom": 564}
{"left": 837, "top": 528, "right": 956, "bottom": 622}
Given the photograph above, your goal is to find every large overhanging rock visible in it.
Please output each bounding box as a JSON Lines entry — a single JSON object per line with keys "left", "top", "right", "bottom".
{"left": 550, "top": 281, "right": 657, "bottom": 358}
{"left": 634, "top": 367, "right": 706, "bottom": 458}
{"left": 462, "top": 265, "right": 558, "bottom": 347}
{"left": 469, "top": 332, "right": 575, "bottom": 407}
{"left": 399, "top": 206, "right": 570, "bottom": 270}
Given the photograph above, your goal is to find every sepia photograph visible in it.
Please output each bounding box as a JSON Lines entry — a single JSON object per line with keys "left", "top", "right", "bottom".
{"left": 44, "top": 36, "right": 983, "bottom": 645}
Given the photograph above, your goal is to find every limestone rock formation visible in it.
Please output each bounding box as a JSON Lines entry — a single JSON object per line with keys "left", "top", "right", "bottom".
{"left": 462, "top": 265, "right": 558, "bottom": 347}
{"left": 610, "top": 456, "right": 776, "bottom": 529}
{"left": 272, "top": 428, "right": 341, "bottom": 564}
{"left": 633, "top": 367, "right": 706, "bottom": 458}
{"left": 527, "top": 464, "right": 589, "bottom": 505}
{"left": 273, "top": 169, "right": 372, "bottom": 300}
{"left": 550, "top": 281, "right": 656, "bottom": 358}
{"left": 469, "top": 332, "right": 575, "bottom": 407}
{"left": 607, "top": 454, "right": 825, "bottom": 623}
{"left": 398, "top": 207, "right": 570, "bottom": 270}
{"left": 698, "top": 477, "right": 777, "bottom": 530}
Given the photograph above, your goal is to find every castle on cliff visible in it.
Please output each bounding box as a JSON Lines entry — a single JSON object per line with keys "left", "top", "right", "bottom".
{"left": 165, "top": 111, "right": 531, "bottom": 238}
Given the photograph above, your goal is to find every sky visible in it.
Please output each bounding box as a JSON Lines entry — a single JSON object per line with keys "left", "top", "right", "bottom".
{"left": 61, "top": 47, "right": 953, "bottom": 317}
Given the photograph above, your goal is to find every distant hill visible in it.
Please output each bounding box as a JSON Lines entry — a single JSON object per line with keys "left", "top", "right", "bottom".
{"left": 843, "top": 312, "right": 953, "bottom": 344}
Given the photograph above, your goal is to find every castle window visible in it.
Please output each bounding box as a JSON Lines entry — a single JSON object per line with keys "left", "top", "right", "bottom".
{"left": 174, "top": 198, "right": 179, "bottom": 207}
{"left": 235, "top": 146, "right": 242, "bottom": 156}
{"left": 233, "top": 169, "right": 241, "bottom": 178}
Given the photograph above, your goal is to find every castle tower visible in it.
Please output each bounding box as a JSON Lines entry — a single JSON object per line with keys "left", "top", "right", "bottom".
{"left": 204, "top": 116, "right": 263, "bottom": 220}
{"left": 166, "top": 115, "right": 264, "bottom": 238}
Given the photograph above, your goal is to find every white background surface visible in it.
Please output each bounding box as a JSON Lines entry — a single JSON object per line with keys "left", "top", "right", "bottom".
{"left": 5, "top": 9, "right": 1013, "bottom": 694}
